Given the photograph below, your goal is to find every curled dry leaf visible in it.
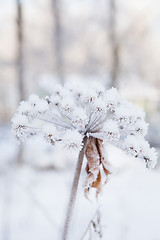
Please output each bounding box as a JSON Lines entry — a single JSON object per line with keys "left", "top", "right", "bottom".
{"left": 84, "top": 137, "right": 111, "bottom": 198}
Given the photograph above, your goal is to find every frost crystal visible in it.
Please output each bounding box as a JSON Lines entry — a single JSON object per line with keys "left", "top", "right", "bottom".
{"left": 12, "top": 82, "right": 158, "bottom": 194}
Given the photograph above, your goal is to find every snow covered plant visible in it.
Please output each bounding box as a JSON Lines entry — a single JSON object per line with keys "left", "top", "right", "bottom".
{"left": 12, "top": 81, "right": 157, "bottom": 240}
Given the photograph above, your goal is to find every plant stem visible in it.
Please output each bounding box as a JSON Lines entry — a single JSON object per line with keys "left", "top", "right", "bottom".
{"left": 62, "top": 136, "right": 88, "bottom": 240}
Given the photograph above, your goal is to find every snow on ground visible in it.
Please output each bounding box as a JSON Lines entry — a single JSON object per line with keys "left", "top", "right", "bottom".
{"left": 0, "top": 126, "right": 18, "bottom": 168}
{"left": 0, "top": 129, "right": 160, "bottom": 240}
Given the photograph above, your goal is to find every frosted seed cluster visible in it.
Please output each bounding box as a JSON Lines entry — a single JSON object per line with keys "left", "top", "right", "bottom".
{"left": 12, "top": 81, "right": 157, "bottom": 168}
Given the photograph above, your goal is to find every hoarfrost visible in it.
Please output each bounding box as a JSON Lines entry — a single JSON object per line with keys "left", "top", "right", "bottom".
{"left": 12, "top": 82, "right": 158, "bottom": 169}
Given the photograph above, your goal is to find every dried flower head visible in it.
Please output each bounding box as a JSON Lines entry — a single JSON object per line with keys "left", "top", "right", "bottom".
{"left": 12, "top": 82, "right": 158, "bottom": 195}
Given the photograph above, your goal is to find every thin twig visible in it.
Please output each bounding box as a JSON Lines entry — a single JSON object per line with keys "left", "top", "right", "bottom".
{"left": 80, "top": 205, "right": 101, "bottom": 240}
{"left": 62, "top": 136, "right": 88, "bottom": 240}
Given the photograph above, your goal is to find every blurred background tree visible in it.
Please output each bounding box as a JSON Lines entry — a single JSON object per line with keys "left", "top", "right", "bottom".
{"left": 51, "top": 0, "right": 64, "bottom": 84}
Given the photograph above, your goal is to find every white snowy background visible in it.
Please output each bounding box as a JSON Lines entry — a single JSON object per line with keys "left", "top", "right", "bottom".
{"left": 0, "top": 0, "right": 160, "bottom": 239}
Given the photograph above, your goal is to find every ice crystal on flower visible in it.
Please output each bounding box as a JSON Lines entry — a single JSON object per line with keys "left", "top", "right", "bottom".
{"left": 62, "top": 129, "right": 83, "bottom": 152}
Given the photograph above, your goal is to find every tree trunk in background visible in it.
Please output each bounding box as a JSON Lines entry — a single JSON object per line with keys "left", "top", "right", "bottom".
{"left": 16, "top": 0, "right": 24, "bottom": 164}
{"left": 52, "top": 0, "right": 64, "bottom": 84}
{"left": 109, "top": 0, "right": 119, "bottom": 88}
{"left": 16, "top": 0, "right": 25, "bottom": 101}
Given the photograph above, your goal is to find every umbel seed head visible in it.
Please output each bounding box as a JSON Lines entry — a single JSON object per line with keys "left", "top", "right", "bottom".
{"left": 12, "top": 81, "right": 158, "bottom": 194}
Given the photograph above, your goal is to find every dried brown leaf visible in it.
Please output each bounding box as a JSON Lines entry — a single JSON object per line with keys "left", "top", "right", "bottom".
{"left": 91, "top": 171, "right": 102, "bottom": 192}
{"left": 96, "top": 138, "right": 111, "bottom": 176}
{"left": 84, "top": 137, "right": 111, "bottom": 198}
